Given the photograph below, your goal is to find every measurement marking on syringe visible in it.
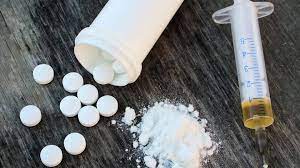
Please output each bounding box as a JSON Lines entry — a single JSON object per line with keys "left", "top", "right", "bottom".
{"left": 251, "top": 82, "right": 261, "bottom": 84}
{"left": 239, "top": 37, "right": 266, "bottom": 98}
{"left": 255, "top": 81, "right": 262, "bottom": 85}
{"left": 245, "top": 38, "right": 265, "bottom": 98}
{"left": 257, "top": 90, "right": 263, "bottom": 94}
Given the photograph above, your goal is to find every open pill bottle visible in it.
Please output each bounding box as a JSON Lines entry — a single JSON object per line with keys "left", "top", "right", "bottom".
{"left": 74, "top": 0, "right": 184, "bottom": 86}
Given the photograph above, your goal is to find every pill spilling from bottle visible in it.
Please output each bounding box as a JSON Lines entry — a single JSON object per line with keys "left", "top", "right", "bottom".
{"left": 40, "top": 145, "right": 63, "bottom": 167}
{"left": 33, "top": 64, "right": 54, "bottom": 85}
{"left": 19, "top": 105, "right": 42, "bottom": 127}
{"left": 21, "top": 64, "right": 122, "bottom": 167}
{"left": 64, "top": 133, "right": 86, "bottom": 155}
{"left": 62, "top": 72, "right": 84, "bottom": 93}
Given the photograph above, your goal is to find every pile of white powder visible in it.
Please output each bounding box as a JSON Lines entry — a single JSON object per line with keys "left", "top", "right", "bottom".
{"left": 121, "top": 101, "right": 218, "bottom": 168}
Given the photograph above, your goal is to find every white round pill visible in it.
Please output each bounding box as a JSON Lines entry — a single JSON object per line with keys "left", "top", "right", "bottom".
{"left": 60, "top": 96, "right": 81, "bottom": 117}
{"left": 93, "top": 63, "right": 115, "bottom": 85}
{"left": 112, "top": 61, "right": 126, "bottom": 74}
{"left": 111, "top": 73, "right": 129, "bottom": 86}
{"left": 33, "top": 64, "right": 54, "bottom": 84}
{"left": 96, "top": 95, "right": 118, "bottom": 117}
{"left": 77, "top": 84, "right": 99, "bottom": 105}
{"left": 40, "top": 145, "right": 63, "bottom": 167}
{"left": 62, "top": 72, "right": 84, "bottom": 93}
{"left": 78, "top": 106, "right": 100, "bottom": 127}
{"left": 19, "top": 105, "right": 42, "bottom": 127}
{"left": 64, "top": 133, "right": 86, "bottom": 155}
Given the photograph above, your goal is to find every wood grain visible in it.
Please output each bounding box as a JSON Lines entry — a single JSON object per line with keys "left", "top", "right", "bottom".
{"left": 0, "top": 0, "right": 299, "bottom": 167}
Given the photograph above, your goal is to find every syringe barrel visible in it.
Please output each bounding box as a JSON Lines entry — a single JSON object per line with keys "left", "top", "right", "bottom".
{"left": 231, "top": 1, "right": 269, "bottom": 101}
{"left": 231, "top": 1, "right": 274, "bottom": 129}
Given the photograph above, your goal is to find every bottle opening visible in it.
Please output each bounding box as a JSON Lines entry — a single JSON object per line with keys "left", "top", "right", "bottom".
{"left": 74, "top": 44, "right": 114, "bottom": 73}
{"left": 74, "top": 44, "right": 129, "bottom": 86}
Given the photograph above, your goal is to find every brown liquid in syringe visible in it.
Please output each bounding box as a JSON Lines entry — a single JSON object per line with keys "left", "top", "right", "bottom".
{"left": 242, "top": 97, "right": 274, "bottom": 129}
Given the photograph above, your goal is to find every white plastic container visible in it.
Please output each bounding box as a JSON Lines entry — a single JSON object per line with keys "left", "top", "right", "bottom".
{"left": 74, "top": 0, "right": 184, "bottom": 86}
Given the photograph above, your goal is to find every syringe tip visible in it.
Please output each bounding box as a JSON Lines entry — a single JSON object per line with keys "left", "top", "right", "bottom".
{"left": 256, "top": 128, "right": 270, "bottom": 168}
{"left": 262, "top": 154, "right": 268, "bottom": 168}
{"left": 255, "top": 128, "right": 267, "bottom": 151}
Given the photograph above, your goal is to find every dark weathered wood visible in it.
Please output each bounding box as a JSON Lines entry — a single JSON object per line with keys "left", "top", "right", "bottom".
{"left": 0, "top": 0, "right": 299, "bottom": 167}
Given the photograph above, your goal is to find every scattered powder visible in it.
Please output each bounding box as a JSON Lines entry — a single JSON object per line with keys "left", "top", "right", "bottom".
{"left": 138, "top": 133, "right": 150, "bottom": 146}
{"left": 111, "top": 120, "right": 116, "bottom": 125}
{"left": 144, "top": 156, "right": 157, "bottom": 168}
{"left": 121, "top": 101, "right": 218, "bottom": 168}
{"left": 178, "top": 104, "right": 187, "bottom": 112}
{"left": 122, "top": 107, "right": 136, "bottom": 125}
{"left": 187, "top": 104, "right": 194, "bottom": 112}
{"left": 130, "top": 126, "right": 138, "bottom": 133}
{"left": 193, "top": 110, "right": 199, "bottom": 118}
{"left": 133, "top": 140, "right": 139, "bottom": 148}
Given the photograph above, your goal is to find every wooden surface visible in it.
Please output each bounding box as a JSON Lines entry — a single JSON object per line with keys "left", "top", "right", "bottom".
{"left": 0, "top": 0, "right": 299, "bottom": 167}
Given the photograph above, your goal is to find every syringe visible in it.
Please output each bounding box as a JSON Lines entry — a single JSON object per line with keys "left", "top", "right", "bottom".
{"left": 212, "top": 0, "right": 274, "bottom": 167}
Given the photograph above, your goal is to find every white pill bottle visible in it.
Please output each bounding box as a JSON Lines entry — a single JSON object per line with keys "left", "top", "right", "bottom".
{"left": 74, "top": 0, "right": 184, "bottom": 86}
